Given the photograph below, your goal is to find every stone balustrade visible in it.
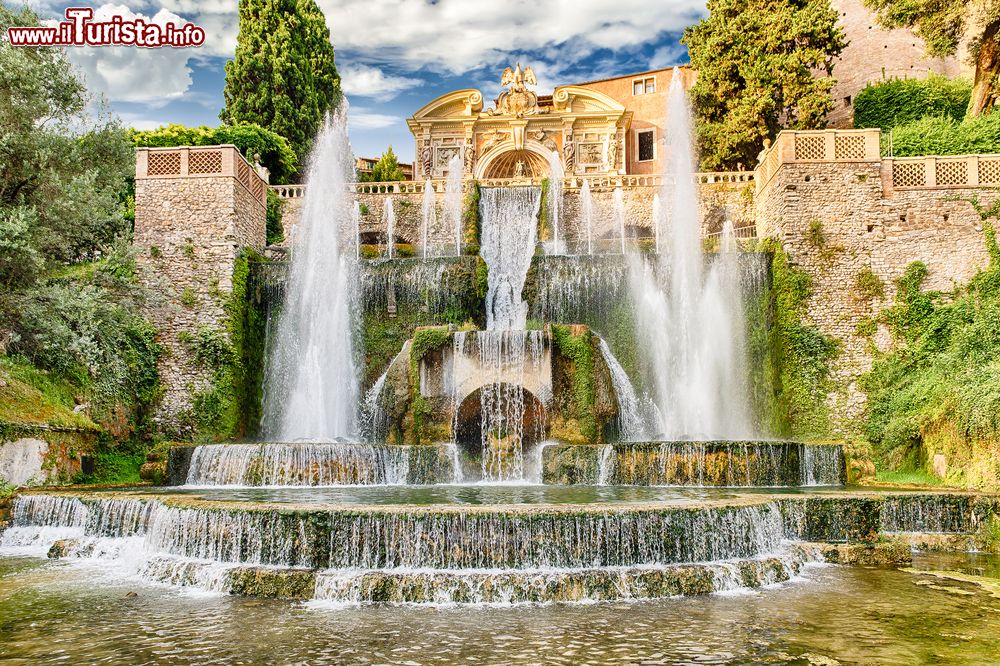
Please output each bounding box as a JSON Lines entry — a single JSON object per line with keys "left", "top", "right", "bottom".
{"left": 754, "top": 128, "right": 1000, "bottom": 194}
{"left": 271, "top": 171, "right": 755, "bottom": 200}
{"left": 885, "top": 154, "right": 1000, "bottom": 191}
{"left": 136, "top": 144, "right": 268, "bottom": 208}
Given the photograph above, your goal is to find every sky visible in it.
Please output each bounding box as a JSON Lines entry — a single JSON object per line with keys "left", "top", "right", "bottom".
{"left": 28, "top": 0, "right": 704, "bottom": 162}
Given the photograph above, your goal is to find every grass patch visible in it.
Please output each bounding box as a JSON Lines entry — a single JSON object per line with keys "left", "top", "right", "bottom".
{"left": 875, "top": 468, "right": 945, "bottom": 487}
{"left": 0, "top": 356, "right": 97, "bottom": 429}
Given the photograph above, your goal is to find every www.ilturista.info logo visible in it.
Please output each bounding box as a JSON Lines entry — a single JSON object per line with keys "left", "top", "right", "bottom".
{"left": 6, "top": 7, "right": 204, "bottom": 48}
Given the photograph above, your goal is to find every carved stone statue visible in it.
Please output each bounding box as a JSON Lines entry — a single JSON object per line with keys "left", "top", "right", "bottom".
{"left": 464, "top": 137, "right": 475, "bottom": 173}
{"left": 514, "top": 160, "right": 526, "bottom": 178}
{"left": 528, "top": 129, "right": 558, "bottom": 153}
{"left": 481, "top": 128, "right": 509, "bottom": 154}
{"left": 608, "top": 138, "right": 619, "bottom": 171}
{"left": 487, "top": 63, "right": 541, "bottom": 117}
{"left": 562, "top": 133, "right": 575, "bottom": 171}
{"left": 420, "top": 143, "right": 432, "bottom": 179}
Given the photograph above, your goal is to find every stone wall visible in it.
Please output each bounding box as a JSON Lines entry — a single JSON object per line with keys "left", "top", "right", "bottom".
{"left": 133, "top": 146, "right": 266, "bottom": 434}
{"left": 755, "top": 130, "right": 996, "bottom": 428}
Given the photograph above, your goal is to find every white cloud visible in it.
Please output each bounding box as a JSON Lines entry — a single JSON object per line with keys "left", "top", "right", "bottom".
{"left": 58, "top": 4, "right": 198, "bottom": 104}
{"left": 340, "top": 64, "right": 416, "bottom": 101}
{"left": 115, "top": 111, "right": 172, "bottom": 130}
{"left": 650, "top": 44, "right": 687, "bottom": 69}
{"left": 320, "top": 0, "right": 703, "bottom": 74}
{"left": 348, "top": 108, "right": 401, "bottom": 129}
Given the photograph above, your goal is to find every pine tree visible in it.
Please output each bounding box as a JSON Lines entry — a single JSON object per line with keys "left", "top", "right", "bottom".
{"left": 220, "top": 0, "right": 341, "bottom": 179}
{"left": 366, "top": 146, "right": 406, "bottom": 182}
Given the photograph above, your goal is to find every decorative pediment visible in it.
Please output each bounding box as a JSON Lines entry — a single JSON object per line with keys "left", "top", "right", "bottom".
{"left": 411, "top": 89, "right": 484, "bottom": 120}
{"left": 551, "top": 85, "right": 626, "bottom": 115}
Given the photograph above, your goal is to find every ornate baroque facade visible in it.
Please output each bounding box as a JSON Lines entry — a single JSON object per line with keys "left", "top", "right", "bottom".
{"left": 407, "top": 65, "right": 696, "bottom": 181}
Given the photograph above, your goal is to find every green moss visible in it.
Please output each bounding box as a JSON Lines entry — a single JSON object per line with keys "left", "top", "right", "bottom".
{"left": 538, "top": 178, "right": 551, "bottom": 242}
{"left": 0, "top": 356, "right": 97, "bottom": 430}
{"left": 462, "top": 181, "right": 481, "bottom": 253}
{"left": 475, "top": 256, "right": 489, "bottom": 300}
{"left": 149, "top": 245, "right": 161, "bottom": 258}
{"left": 854, "top": 317, "right": 878, "bottom": 338}
{"left": 551, "top": 324, "right": 597, "bottom": 442}
{"left": 186, "top": 249, "right": 267, "bottom": 441}
{"left": 875, "top": 468, "right": 945, "bottom": 486}
{"left": 411, "top": 326, "right": 451, "bottom": 361}
{"left": 75, "top": 449, "right": 145, "bottom": 485}
{"left": 757, "top": 239, "right": 839, "bottom": 438}
{"left": 853, "top": 268, "right": 885, "bottom": 301}
{"left": 179, "top": 287, "right": 197, "bottom": 308}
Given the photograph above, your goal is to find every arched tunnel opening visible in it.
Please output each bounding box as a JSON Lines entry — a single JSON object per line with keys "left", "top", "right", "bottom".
{"left": 455, "top": 383, "right": 547, "bottom": 479}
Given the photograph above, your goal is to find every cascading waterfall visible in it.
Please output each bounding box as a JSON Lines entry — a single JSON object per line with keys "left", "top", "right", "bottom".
{"left": 581, "top": 178, "right": 593, "bottom": 255}
{"left": 382, "top": 197, "right": 397, "bottom": 259}
{"left": 445, "top": 154, "right": 464, "bottom": 255}
{"left": 261, "top": 110, "right": 360, "bottom": 441}
{"left": 421, "top": 179, "right": 435, "bottom": 259}
{"left": 472, "top": 187, "right": 544, "bottom": 480}
{"left": 626, "top": 68, "right": 753, "bottom": 440}
{"left": 546, "top": 151, "right": 564, "bottom": 254}
{"left": 185, "top": 443, "right": 412, "bottom": 486}
{"left": 479, "top": 187, "right": 540, "bottom": 331}
{"left": 597, "top": 338, "right": 648, "bottom": 441}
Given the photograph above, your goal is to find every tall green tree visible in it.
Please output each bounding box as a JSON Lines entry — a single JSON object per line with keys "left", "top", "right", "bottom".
{"left": 362, "top": 146, "right": 406, "bottom": 182}
{"left": 682, "top": 0, "right": 846, "bottom": 171}
{"left": 220, "top": 0, "right": 341, "bottom": 178}
{"left": 862, "top": 0, "right": 1000, "bottom": 117}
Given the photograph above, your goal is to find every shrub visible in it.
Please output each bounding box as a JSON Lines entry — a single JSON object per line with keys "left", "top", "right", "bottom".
{"left": 885, "top": 111, "right": 1000, "bottom": 157}
{"left": 854, "top": 268, "right": 885, "bottom": 301}
{"left": 854, "top": 75, "right": 971, "bottom": 132}
{"left": 130, "top": 123, "right": 298, "bottom": 184}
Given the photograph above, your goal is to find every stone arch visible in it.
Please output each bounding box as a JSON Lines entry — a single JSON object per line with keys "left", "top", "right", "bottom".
{"left": 454, "top": 384, "right": 548, "bottom": 458}
{"left": 474, "top": 140, "right": 558, "bottom": 180}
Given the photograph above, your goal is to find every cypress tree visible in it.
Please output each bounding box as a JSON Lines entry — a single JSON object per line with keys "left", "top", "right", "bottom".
{"left": 220, "top": 0, "right": 341, "bottom": 179}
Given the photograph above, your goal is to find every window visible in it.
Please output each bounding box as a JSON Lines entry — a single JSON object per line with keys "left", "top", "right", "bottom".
{"left": 637, "top": 129, "right": 655, "bottom": 162}
{"left": 844, "top": 95, "right": 852, "bottom": 107}
{"left": 632, "top": 76, "right": 655, "bottom": 95}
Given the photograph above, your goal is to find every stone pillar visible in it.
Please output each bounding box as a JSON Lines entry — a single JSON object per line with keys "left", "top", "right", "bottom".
{"left": 133, "top": 145, "right": 266, "bottom": 436}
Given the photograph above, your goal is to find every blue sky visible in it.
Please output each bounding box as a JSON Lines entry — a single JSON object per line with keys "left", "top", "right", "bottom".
{"left": 30, "top": 0, "right": 703, "bottom": 162}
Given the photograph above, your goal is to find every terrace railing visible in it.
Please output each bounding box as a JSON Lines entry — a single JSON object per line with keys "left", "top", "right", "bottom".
{"left": 270, "top": 172, "right": 754, "bottom": 199}
{"left": 136, "top": 145, "right": 268, "bottom": 208}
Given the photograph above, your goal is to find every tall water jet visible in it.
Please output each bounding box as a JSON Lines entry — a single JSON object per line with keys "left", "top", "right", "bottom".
{"left": 352, "top": 200, "right": 361, "bottom": 260}
{"left": 444, "top": 154, "right": 464, "bottom": 256}
{"left": 546, "top": 151, "right": 564, "bottom": 254}
{"left": 581, "top": 178, "right": 593, "bottom": 255}
{"left": 261, "top": 110, "right": 360, "bottom": 440}
{"left": 613, "top": 186, "right": 626, "bottom": 254}
{"left": 626, "top": 68, "right": 753, "bottom": 439}
{"left": 421, "top": 179, "right": 435, "bottom": 260}
{"left": 652, "top": 193, "right": 661, "bottom": 254}
{"left": 382, "top": 197, "right": 396, "bottom": 259}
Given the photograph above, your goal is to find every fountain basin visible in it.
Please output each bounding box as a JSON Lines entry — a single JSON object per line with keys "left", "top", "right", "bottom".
{"left": 2, "top": 488, "right": 996, "bottom": 603}
{"left": 543, "top": 441, "right": 847, "bottom": 487}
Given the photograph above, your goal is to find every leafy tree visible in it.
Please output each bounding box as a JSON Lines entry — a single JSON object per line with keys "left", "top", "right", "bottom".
{"left": 220, "top": 0, "right": 341, "bottom": 176}
{"left": 130, "top": 123, "right": 298, "bottom": 184}
{"left": 0, "top": 5, "right": 159, "bottom": 437}
{"left": 862, "top": 0, "right": 1000, "bottom": 117}
{"left": 682, "top": 0, "right": 846, "bottom": 171}
{"left": 362, "top": 146, "right": 406, "bottom": 182}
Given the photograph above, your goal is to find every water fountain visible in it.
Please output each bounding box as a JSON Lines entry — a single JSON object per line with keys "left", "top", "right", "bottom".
{"left": 546, "top": 151, "right": 564, "bottom": 254}
{"left": 260, "top": 110, "right": 359, "bottom": 442}
{"left": 626, "top": 69, "right": 753, "bottom": 439}
{"left": 445, "top": 154, "right": 464, "bottom": 255}
{"left": 421, "top": 178, "right": 435, "bottom": 259}
{"left": 17, "top": 70, "right": 997, "bottom": 617}
{"left": 613, "top": 186, "right": 625, "bottom": 254}
{"left": 382, "top": 197, "right": 397, "bottom": 259}
{"left": 581, "top": 178, "right": 593, "bottom": 255}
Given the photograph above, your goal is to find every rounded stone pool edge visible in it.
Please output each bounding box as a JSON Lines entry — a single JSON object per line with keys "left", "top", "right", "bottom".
{"left": 3, "top": 489, "right": 996, "bottom": 603}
